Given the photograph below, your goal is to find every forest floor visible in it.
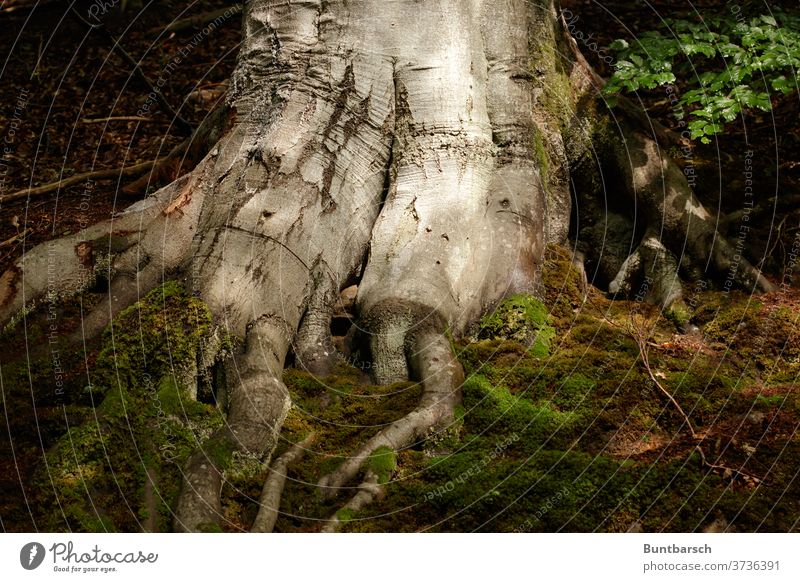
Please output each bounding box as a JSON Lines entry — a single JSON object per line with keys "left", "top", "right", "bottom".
{"left": 1, "top": 0, "right": 799, "bottom": 532}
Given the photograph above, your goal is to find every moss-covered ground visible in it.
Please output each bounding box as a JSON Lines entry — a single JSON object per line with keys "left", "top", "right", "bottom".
{"left": 1, "top": 282, "right": 229, "bottom": 531}
{"left": 270, "top": 246, "right": 800, "bottom": 532}
{"left": 2, "top": 246, "right": 799, "bottom": 532}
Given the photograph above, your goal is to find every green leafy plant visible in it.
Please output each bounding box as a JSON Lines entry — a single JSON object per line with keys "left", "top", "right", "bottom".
{"left": 603, "top": 11, "right": 800, "bottom": 143}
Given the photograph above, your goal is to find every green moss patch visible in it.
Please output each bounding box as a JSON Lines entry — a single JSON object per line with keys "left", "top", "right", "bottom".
{"left": 30, "top": 282, "right": 225, "bottom": 532}
{"left": 478, "top": 294, "right": 556, "bottom": 357}
{"left": 367, "top": 446, "right": 398, "bottom": 485}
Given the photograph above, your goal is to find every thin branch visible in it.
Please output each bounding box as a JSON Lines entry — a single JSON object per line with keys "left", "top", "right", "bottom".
{"left": 0, "top": 158, "right": 165, "bottom": 205}
{"left": 81, "top": 116, "right": 155, "bottom": 124}
{"left": 634, "top": 328, "right": 699, "bottom": 440}
{"left": 695, "top": 446, "right": 763, "bottom": 484}
{"left": 68, "top": 6, "right": 193, "bottom": 133}
{"left": 157, "top": 5, "right": 243, "bottom": 34}
{"left": 0, "top": 228, "right": 31, "bottom": 249}
{"left": 719, "top": 195, "right": 800, "bottom": 230}
{"left": 628, "top": 314, "right": 764, "bottom": 484}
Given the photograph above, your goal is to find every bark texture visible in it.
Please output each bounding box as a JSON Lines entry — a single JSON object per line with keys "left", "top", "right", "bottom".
{"left": 0, "top": 0, "right": 771, "bottom": 531}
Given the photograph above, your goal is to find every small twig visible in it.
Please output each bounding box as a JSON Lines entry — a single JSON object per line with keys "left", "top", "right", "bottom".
{"left": 628, "top": 314, "right": 765, "bottom": 484}
{"left": 0, "top": 158, "right": 165, "bottom": 205}
{"left": 719, "top": 195, "right": 800, "bottom": 231}
{"left": 156, "top": 5, "right": 243, "bottom": 34}
{"left": 760, "top": 216, "right": 787, "bottom": 271}
{"left": 81, "top": 116, "right": 155, "bottom": 124}
{"left": 68, "top": 6, "right": 193, "bottom": 133}
{"left": 0, "top": 228, "right": 31, "bottom": 249}
{"left": 695, "top": 446, "right": 763, "bottom": 484}
{"left": 634, "top": 329, "right": 699, "bottom": 440}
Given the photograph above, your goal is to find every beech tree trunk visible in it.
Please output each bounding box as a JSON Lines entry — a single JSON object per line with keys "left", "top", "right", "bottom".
{"left": 0, "top": 0, "right": 771, "bottom": 532}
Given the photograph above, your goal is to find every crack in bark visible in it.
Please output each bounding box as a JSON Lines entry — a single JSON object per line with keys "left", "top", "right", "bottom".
{"left": 224, "top": 225, "right": 311, "bottom": 271}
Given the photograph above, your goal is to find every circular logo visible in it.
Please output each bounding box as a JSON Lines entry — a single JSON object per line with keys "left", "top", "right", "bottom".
{"left": 20, "top": 542, "right": 46, "bottom": 570}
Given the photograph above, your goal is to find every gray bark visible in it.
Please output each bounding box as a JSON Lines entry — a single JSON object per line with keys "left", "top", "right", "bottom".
{"left": 0, "top": 0, "right": 773, "bottom": 532}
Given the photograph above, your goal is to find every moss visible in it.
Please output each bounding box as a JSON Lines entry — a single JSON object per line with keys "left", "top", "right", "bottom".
{"left": 461, "top": 375, "right": 579, "bottom": 446}
{"left": 531, "top": 24, "right": 574, "bottom": 133}
{"left": 16, "top": 272, "right": 798, "bottom": 533}
{"left": 271, "top": 282, "right": 800, "bottom": 533}
{"left": 156, "top": 375, "right": 210, "bottom": 417}
{"left": 665, "top": 301, "right": 692, "bottom": 328}
{"left": 201, "top": 433, "right": 237, "bottom": 471}
{"left": 700, "top": 297, "right": 763, "bottom": 345}
{"left": 755, "top": 394, "right": 785, "bottom": 409}
{"left": 29, "top": 281, "right": 224, "bottom": 532}
{"left": 367, "top": 446, "right": 397, "bottom": 485}
{"left": 540, "top": 244, "right": 585, "bottom": 321}
{"left": 552, "top": 373, "right": 595, "bottom": 410}
{"left": 336, "top": 508, "right": 355, "bottom": 524}
{"left": 265, "top": 284, "right": 800, "bottom": 533}
{"left": 533, "top": 129, "right": 550, "bottom": 177}
{"left": 478, "top": 294, "right": 556, "bottom": 357}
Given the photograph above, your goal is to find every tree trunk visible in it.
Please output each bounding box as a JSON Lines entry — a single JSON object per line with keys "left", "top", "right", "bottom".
{"left": 0, "top": 0, "right": 771, "bottom": 531}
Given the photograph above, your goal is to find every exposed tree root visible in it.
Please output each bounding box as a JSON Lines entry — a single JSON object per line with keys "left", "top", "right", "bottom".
{"left": 294, "top": 270, "right": 339, "bottom": 377}
{"left": 562, "top": 10, "right": 775, "bottom": 300}
{"left": 609, "top": 228, "right": 683, "bottom": 310}
{"left": 252, "top": 432, "right": 316, "bottom": 533}
{"left": 318, "top": 328, "right": 463, "bottom": 499}
{"left": 176, "top": 318, "right": 293, "bottom": 532}
{"left": 0, "top": 0, "right": 780, "bottom": 534}
{"left": 321, "top": 471, "right": 383, "bottom": 533}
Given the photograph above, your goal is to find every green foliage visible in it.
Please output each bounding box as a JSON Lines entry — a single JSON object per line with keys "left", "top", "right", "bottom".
{"left": 604, "top": 11, "right": 800, "bottom": 142}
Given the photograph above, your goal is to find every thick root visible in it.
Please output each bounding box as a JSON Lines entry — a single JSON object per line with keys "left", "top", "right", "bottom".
{"left": 0, "top": 163, "right": 206, "bottom": 336}
{"left": 294, "top": 270, "right": 339, "bottom": 377}
{"left": 608, "top": 227, "right": 683, "bottom": 310}
{"left": 321, "top": 471, "right": 382, "bottom": 533}
{"left": 615, "top": 126, "right": 774, "bottom": 294}
{"left": 175, "top": 318, "right": 292, "bottom": 532}
{"left": 252, "top": 432, "right": 316, "bottom": 533}
{"left": 318, "top": 328, "right": 463, "bottom": 499}
{"left": 563, "top": 15, "right": 774, "bottom": 298}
